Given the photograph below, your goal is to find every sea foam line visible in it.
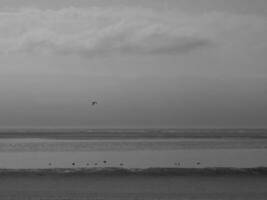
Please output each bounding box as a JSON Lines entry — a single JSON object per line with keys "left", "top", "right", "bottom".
{"left": 0, "top": 167, "right": 267, "bottom": 176}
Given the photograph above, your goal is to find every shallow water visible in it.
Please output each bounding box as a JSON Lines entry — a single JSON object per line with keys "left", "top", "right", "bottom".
{"left": 0, "top": 138, "right": 267, "bottom": 152}
{"left": 1, "top": 149, "right": 267, "bottom": 169}
{"left": 0, "top": 175, "right": 267, "bottom": 200}
{"left": 0, "top": 138, "right": 266, "bottom": 169}
{"left": 1, "top": 130, "right": 267, "bottom": 199}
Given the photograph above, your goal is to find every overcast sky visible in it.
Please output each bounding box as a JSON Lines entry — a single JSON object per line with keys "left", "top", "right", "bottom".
{"left": 0, "top": 0, "right": 267, "bottom": 128}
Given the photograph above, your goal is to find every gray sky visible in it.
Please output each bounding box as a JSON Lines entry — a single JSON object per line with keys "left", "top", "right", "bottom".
{"left": 0, "top": 0, "right": 267, "bottom": 128}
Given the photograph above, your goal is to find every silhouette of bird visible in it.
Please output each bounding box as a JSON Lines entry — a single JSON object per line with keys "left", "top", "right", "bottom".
{"left": 91, "top": 101, "right": 98, "bottom": 106}
{"left": 88, "top": 97, "right": 98, "bottom": 106}
{"left": 89, "top": 97, "right": 98, "bottom": 106}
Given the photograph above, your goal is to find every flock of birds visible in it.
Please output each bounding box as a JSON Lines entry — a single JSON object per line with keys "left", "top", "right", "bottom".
{"left": 47, "top": 161, "right": 202, "bottom": 168}
{"left": 48, "top": 160, "right": 125, "bottom": 167}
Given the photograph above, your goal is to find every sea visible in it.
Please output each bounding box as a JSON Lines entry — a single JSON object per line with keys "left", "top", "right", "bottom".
{"left": 0, "top": 128, "right": 267, "bottom": 200}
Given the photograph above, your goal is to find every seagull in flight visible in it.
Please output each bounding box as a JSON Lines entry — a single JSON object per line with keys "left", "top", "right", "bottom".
{"left": 89, "top": 98, "right": 98, "bottom": 106}
{"left": 91, "top": 101, "right": 98, "bottom": 106}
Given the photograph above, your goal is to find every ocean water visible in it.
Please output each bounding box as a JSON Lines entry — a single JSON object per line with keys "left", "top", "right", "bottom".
{"left": 0, "top": 129, "right": 267, "bottom": 200}
{"left": 0, "top": 129, "right": 266, "bottom": 169}
{"left": 1, "top": 174, "right": 267, "bottom": 200}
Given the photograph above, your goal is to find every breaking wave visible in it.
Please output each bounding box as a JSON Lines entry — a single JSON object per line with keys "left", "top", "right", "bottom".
{"left": 1, "top": 167, "right": 267, "bottom": 176}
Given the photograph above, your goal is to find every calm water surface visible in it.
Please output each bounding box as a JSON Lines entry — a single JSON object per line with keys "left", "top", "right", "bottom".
{"left": 0, "top": 137, "right": 266, "bottom": 168}
{"left": 0, "top": 175, "right": 267, "bottom": 200}
{"left": 1, "top": 130, "right": 267, "bottom": 200}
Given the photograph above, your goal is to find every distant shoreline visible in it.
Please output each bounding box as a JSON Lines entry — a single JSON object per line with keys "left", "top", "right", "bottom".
{"left": 1, "top": 167, "right": 267, "bottom": 176}
{"left": 0, "top": 128, "right": 267, "bottom": 140}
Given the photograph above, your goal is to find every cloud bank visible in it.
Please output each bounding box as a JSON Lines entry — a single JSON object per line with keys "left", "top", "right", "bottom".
{"left": 0, "top": 7, "right": 266, "bottom": 56}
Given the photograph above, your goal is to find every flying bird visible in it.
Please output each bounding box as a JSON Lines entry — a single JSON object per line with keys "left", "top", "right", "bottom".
{"left": 91, "top": 101, "right": 97, "bottom": 106}
{"left": 88, "top": 97, "right": 98, "bottom": 106}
